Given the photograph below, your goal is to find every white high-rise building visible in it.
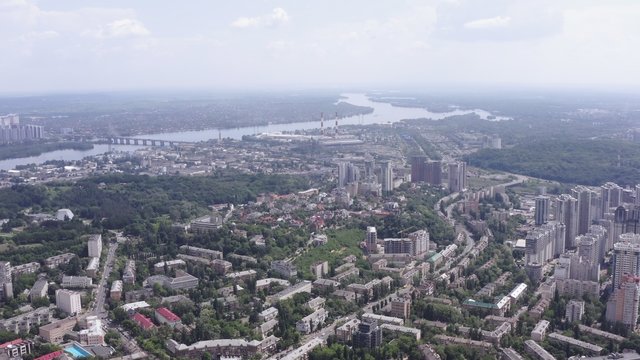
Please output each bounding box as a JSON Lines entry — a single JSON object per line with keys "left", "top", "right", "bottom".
{"left": 380, "top": 161, "right": 393, "bottom": 193}
{"left": 601, "top": 182, "right": 623, "bottom": 218}
{"left": 366, "top": 227, "right": 378, "bottom": 254}
{"left": 447, "top": 162, "right": 466, "bottom": 193}
{"left": 572, "top": 186, "right": 594, "bottom": 236}
{"left": 612, "top": 233, "right": 640, "bottom": 289}
{"left": 56, "top": 289, "right": 81, "bottom": 315}
{"left": 88, "top": 234, "right": 102, "bottom": 258}
{"left": 555, "top": 194, "right": 578, "bottom": 249}
{"left": 0, "top": 261, "right": 13, "bottom": 300}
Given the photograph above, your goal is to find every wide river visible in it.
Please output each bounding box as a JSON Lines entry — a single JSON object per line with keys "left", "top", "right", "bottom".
{"left": 0, "top": 93, "right": 508, "bottom": 171}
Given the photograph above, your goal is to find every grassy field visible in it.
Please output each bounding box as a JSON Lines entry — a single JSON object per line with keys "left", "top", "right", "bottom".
{"left": 294, "top": 228, "right": 364, "bottom": 279}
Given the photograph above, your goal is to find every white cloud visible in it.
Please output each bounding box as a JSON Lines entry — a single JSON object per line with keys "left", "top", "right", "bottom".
{"left": 231, "top": 7, "right": 290, "bottom": 28}
{"left": 464, "top": 15, "right": 511, "bottom": 29}
{"left": 17, "top": 30, "right": 59, "bottom": 41}
{"left": 85, "top": 18, "right": 151, "bottom": 39}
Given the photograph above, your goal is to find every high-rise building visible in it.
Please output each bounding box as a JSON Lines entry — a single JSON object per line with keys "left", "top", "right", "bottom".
{"left": 426, "top": 161, "right": 442, "bottom": 185}
{"left": 408, "top": 230, "right": 429, "bottom": 256}
{"left": 364, "top": 156, "right": 376, "bottom": 181}
{"left": 383, "top": 230, "right": 429, "bottom": 257}
{"left": 526, "top": 222, "right": 563, "bottom": 265}
{"left": 56, "top": 289, "right": 82, "bottom": 315}
{"left": 366, "top": 227, "right": 378, "bottom": 254}
{"left": 353, "top": 321, "right": 382, "bottom": 348}
{"left": 612, "top": 233, "right": 640, "bottom": 289}
{"left": 0, "top": 114, "right": 44, "bottom": 144}
{"left": 534, "top": 196, "right": 550, "bottom": 226}
{"left": 606, "top": 275, "right": 640, "bottom": 329}
{"left": 380, "top": 161, "right": 393, "bottom": 193}
{"left": 0, "top": 262, "right": 13, "bottom": 300}
{"left": 572, "top": 186, "right": 594, "bottom": 235}
{"left": 565, "top": 300, "right": 585, "bottom": 323}
{"left": 601, "top": 182, "right": 623, "bottom": 218}
{"left": 555, "top": 194, "right": 578, "bottom": 249}
{"left": 337, "top": 162, "right": 349, "bottom": 187}
{"left": 87, "top": 234, "right": 102, "bottom": 258}
{"left": 410, "top": 155, "right": 427, "bottom": 183}
{"left": 447, "top": 162, "right": 466, "bottom": 193}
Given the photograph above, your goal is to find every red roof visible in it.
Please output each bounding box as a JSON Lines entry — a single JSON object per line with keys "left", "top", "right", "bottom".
{"left": 155, "top": 307, "right": 181, "bottom": 323}
{"left": 0, "top": 339, "right": 24, "bottom": 348}
{"left": 35, "top": 350, "right": 64, "bottom": 360}
{"left": 132, "top": 312, "right": 155, "bottom": 330}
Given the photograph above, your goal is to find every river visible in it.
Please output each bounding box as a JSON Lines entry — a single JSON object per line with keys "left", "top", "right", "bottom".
{"left": 0, "top": 93, "right": 508, "bottom": 170}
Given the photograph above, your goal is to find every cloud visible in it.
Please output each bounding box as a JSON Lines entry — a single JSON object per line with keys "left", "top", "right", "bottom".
{"left": 17, "top": 30, "right": 59, "bottom": 41}
{"left": 86, "top": 18, "right": 151, "bottom": 39}
{"left": 231, "top": 7, "right": 290, "bottom": 28}
{"left": 464, "top": 15, "right": 511, "bottom": 29}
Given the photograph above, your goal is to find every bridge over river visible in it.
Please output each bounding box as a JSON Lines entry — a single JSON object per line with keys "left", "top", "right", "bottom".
{"left": 105, "top": 137, "right": 194, "bottom": 147}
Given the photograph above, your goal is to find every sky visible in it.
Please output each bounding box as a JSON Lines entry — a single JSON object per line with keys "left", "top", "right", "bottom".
{"left": 1, "top": 0, "right": 640, "bottom": 94}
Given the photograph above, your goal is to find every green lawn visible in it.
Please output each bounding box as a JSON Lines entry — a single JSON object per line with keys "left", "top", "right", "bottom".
{"left": 294, "top": 228, "right": 364, "bottom": 279}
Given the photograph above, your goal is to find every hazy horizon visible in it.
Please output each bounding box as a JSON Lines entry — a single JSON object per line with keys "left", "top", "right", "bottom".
{"left": 2, "top": 0, "right": 640, "bottom": 94}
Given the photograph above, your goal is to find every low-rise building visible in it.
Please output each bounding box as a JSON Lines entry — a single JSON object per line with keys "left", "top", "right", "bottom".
{"left": 256, "top": 278, "right": 290, "bottom": 291}
{"left": 336, "top": 318, "right": 360, "bottom": 343}
{"left": 155, "top": 307, "right": 181, "bottom": 327}
{"left": 0, "top": 306, "right": 50, "bottom": 334}
{"left": 86, "top": 257, "right": 100, "bottom": 277}
{"left": 122, "top": 260, "right": 136, "bottom": 284}
{"left": 380, "top": 324, "right": 421, "bottom": 340}
{"left": 29, "top": 279, "right": 48, "bottom": 302}
{"left": 226, "top": 270, "right": 257, "bottom": 281}
{"left": 531, "top": 320, "right": 550, "bottom": 342}
{"left": 361, "top": 313, "right": 404, "bottom": 326}
{"left": 577, "top": 325, "right": 625, "bottom": 343}
{"left": 548, "top": 332, "right": 603, "bottom": 355}
{"left": 296, "top": 308, "right": 327, "bottom": 334}
{"left": 502, "top": 347, "right": 525, "bottom": 360}
{"left": 211, "top": 259, "right": 233, "bottom": 275}
{"left": 110, "top": 280, "right": 123, "bottom": 301}
{"left": 153, "top": 259, "right": 186, "bottom": 274}
{"left": 78, "top": 316, "right": 105, "bottom": 346}
{"left": 61, "top": 276, "right": 92, "bottom": 288}
{"left": 259, "top": 307, "right": 279, "bottom": 322}
{"left": 131, "top": 313, "right": 155, "bottom": 331}
{"left": 120, "top": 301, "right": 150, "bottom": 313}
{"left": 332, "top": 289, "right": 357, "bottom": 302}
{"left": 0, "top": 338, "right": 33, "bottom": 359}
{"left": 166, "top": 337, "right": 277, "bottom": 358}
{"left": 524, "top": 340, "right": 555, "bottom": 360}
{"left": 11, "top": 262, "right": 40, "bottom": 276}
{"left": 179, "top": 245, "right": 222, "bottom": 260}
{"left": 267, "top": 281, "right": 312, "bottom": 303}
{"left": 313, "top": 279, "right": 339, "bottom": 292}
{"left": 271, "top": 260, "right": 297, "bottom": 278}
{"left": 38, "top": 317, "right": 76, "bottom": 343}
{"left": 434, "top": 335, "right": 492, "bottom": 353}
{"left": 144, "top": 271, "right": 199, "bottom": 291}
{"left": 45, "top": 253, "right": 76, "bottom": 269}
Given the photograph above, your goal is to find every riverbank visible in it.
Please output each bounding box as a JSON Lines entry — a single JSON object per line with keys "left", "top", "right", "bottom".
{"left": 0, "top": 141, "right": 93, "bottom": 161}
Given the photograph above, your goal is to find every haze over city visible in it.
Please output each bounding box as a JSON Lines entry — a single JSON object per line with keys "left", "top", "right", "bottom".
{"left": 2, "top": 0, "right": 640, "bottom": 93}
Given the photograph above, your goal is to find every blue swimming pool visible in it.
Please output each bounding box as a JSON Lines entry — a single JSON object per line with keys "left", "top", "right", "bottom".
{"left": 65, "top": 344, "right": 92, "bottom": 358}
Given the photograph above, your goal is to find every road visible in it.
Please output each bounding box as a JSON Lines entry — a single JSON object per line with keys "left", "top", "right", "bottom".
{"left": 90, "top": 240, "right": 118, "bottom": 318}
